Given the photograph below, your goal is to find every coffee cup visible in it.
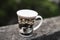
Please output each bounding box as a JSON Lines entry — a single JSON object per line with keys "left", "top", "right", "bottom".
{"left": 17, "top": 9, "right": 43, "bottom": 37}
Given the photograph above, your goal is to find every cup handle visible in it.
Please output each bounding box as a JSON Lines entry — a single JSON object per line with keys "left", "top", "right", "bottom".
{"left": 33, "top": 15, "right": 43, "bottom": 31}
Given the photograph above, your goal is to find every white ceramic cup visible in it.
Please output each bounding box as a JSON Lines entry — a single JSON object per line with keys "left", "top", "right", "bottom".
{"left": 17, "top": 9, "right": 43, "bottom": 31}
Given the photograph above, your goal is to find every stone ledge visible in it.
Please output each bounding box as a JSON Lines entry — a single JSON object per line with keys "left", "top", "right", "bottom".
{"left": 0, "top": 16, "right": 60, "bottom": 40}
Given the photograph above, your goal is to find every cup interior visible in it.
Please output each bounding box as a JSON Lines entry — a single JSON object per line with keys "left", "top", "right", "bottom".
{"left": 17, "top": 9, "right": 38, "bottom": 19}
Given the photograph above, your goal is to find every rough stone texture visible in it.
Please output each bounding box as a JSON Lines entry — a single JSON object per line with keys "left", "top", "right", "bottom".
{"left": 0, "top": 16, "right": 60, "bottom": 40}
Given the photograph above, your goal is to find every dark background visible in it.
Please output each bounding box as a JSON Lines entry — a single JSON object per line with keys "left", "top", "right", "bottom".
{"left": 0, "top": 0, "right": 60, "bottom": 26}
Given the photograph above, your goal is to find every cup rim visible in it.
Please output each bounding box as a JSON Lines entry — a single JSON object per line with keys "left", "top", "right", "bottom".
{"left": 17, "top": 9, "right": 38, "bottom": 18}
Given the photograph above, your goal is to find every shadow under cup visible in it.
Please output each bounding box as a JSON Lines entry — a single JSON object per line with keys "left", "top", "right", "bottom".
{"left": 18, "top": 16, "right": 36, "bottom": 36}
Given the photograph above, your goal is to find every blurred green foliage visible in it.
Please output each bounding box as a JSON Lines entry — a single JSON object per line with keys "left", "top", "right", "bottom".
{"left": 0, "top": 0, "right": 59, "bottom": 26}
{"left": 0, "top": 0, "right": 58, "bottom": 17}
